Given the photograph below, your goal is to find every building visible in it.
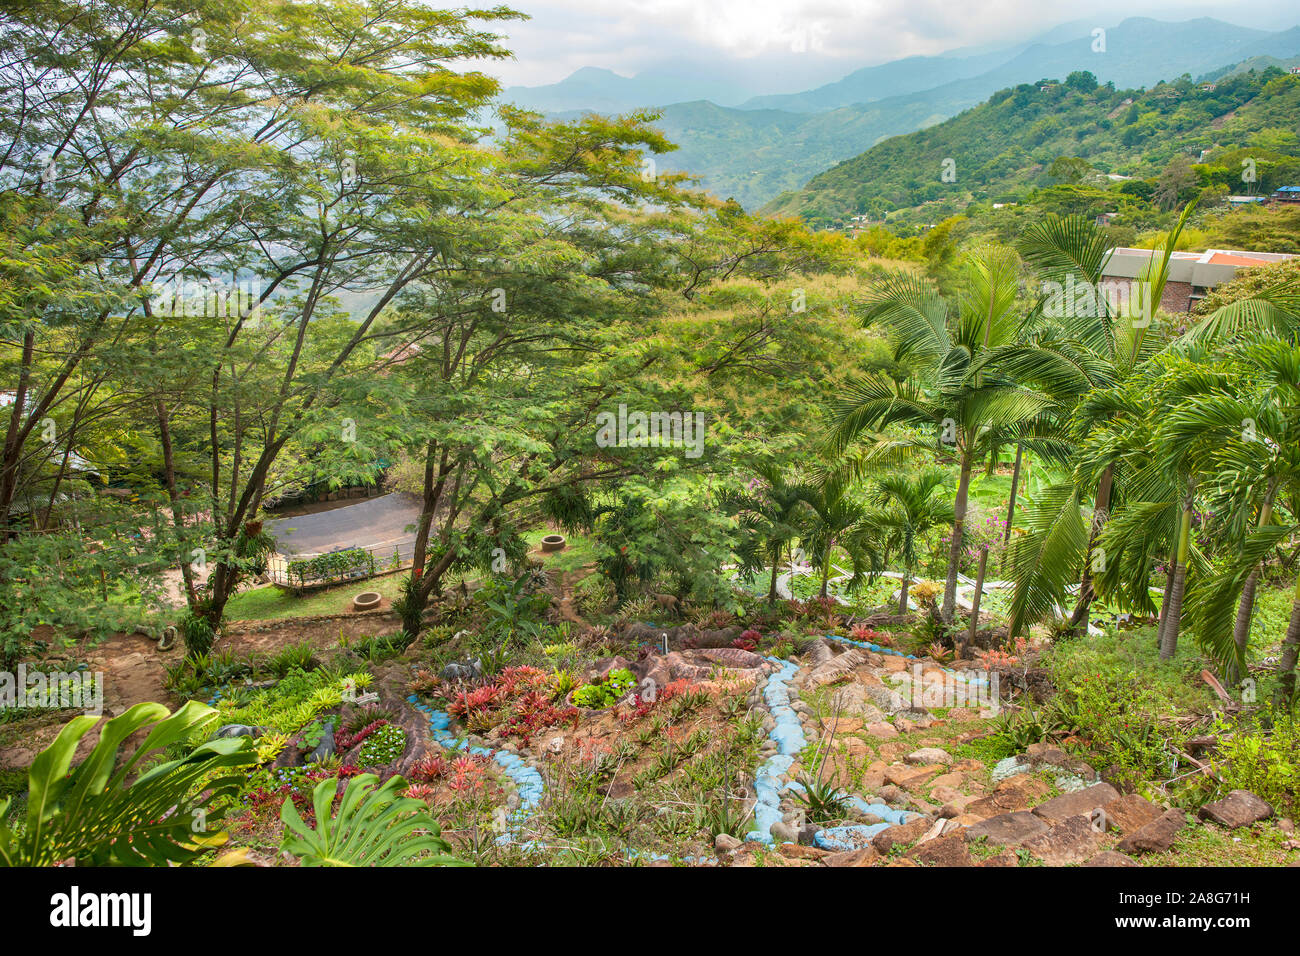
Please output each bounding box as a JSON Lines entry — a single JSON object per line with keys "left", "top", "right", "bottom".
{"left": 1099, "top": 247, "right": 1297, "bottom": 312}
{"left": 1273, "top": 185, "right": 1300, "bottom": 204}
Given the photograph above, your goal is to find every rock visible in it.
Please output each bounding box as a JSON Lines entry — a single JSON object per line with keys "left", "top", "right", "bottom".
{"left": 865, "top": 721, "right": 898, "bottom": 739}
{"left": 906, "top": 747, "right": 953, "bottom": 766}
{"left": 1198, "top": 790, "right": 1274, "bottom": 830}
{"left": 212, "top": 723, "right": 268, "bottom": 740}
{"left": 908, "top": 832, "right": 973, "bottom": 867}
{"left": 769, "top": 820, "right": 799, "bottom": 844}
{"left": 878, "top": 784, "right": 907, "bottom": 805}
{"left": 929, "top": 771, "right": 967, "bottom": 790}
{"left": 1031, "top": 782, "right": 1120, "bottom": 825}
{"left": 306, "top": 721, "right": 335, "bottom": 764}
{"left": 1117, "top": 809, "right": 1186, "bottom": 854}
{"left": 964, "top": 811, "right": 1049, "bottom": 847}
{"left": 1100, "top": 794, "right": 1163, "bottom": 834}
{"left": 714, "top": 833, "right": 742, "bottom": 853}
{"left": 931, "top": 785, "right": 963, "bottom": 804}
{"left": 978, "top": 848, "right": 1020, "bottom": 867}
{"left": 966, "top": 779, "right": 1042, "bottom": 817}
{"left": 822, "top": 846, "right": 880, "bottom": 867}
{"left": 1020, "top": 815, "right": 1101, "bottom": 866}
{"left": 871, "top": 816, "right": 932, "bottom": 854}
{"left": 798, "top": 824, "right": 821, "bottom": 846}
{"left": 777, "top": 843, "right": 828, "bottom": 861}
{"left": 439, "top": 659, "right": 482, "bottom": 681}
{"left": 1084, "top": 850, "right": 1141, "bottom": 867}
{"left": 885, "top": 763, "right": 943, "bottom": 790}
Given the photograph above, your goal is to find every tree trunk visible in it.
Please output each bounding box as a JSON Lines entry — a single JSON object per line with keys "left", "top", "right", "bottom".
{"left": 942, "top": 450, "right": 974, "bottom": 623}
{"left": 1069, "top": 463, "right": 1114, "bottom": 636}
{"left": 1275, "top": 584, "right": 1300, "bottom": 703}
{"left": 1159, "top": 488, "right": 1195, "bottom": 660}
{"left": 1154, "top": 543, "right": 1176, "bottom": 650}
{"left": 964, "top": 546, "right": 989, "bottom": 656}
{"left": 767, "top": 545, "right": 781, "bottom": 604}
{"left": 898, "top": 569, "right": 910, "bottom": 616}
{"left": 1004, "top": 443, "right": 1023, "bottom": 545}
{"left": 819, "top": 543, "right": 832, "bottom": 599}
{"left": 1229, "top": 479, "right": 1277, "bottom": 683}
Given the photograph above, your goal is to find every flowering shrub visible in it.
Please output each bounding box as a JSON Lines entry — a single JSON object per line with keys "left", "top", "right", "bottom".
{"left": 975, "top": 636, "right": 1030, "bottom": 668}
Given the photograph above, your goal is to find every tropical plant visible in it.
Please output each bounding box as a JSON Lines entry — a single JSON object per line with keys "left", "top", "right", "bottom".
{"left": 831, "top": 244, "right": 1058, "bottom": 621}
{"left": 0, "top": 701, "right": 254, "bottom": 866}
{"left": 868, "top": 469, "right": 956, "bottom": 614}
{"left": 279, "top": 773, "right": 464, "bottom": 867}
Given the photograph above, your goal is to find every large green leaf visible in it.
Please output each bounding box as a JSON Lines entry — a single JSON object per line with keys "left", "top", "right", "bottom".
{"left": 280, "top": 772, "right": 466, "bottom": 867}
{"left": 0, "top": 700, "right": 254, "bottom": 866}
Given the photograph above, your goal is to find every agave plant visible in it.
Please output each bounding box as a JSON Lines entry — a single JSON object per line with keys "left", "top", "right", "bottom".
{"left": 793, "top": 774, "right": 849, "bottom": 823}
{"left": 0, "top": 701, "right": 255, "bottom": 867}
{"left": 280, "top": 772, "right": 466, "bottom": 867}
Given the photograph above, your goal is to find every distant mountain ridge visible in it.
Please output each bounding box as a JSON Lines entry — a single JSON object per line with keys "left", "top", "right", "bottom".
{"left": 501, "top": 17, "right": 1300, "bottom": 211}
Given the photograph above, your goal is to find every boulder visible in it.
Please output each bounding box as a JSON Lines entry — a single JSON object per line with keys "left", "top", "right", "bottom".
{"left": 1084, "top": 850, "right": 1141, "bottom": 867}
{"left": 1198, "top": 790, "right": 1274, "bottom": 830}
{"left": 1117, "top": 808, "right": 1186, "bottom": 854}
{"left": 1019, "top": 814, "right": 1101, "bottom": 866}
{"left": 822, "top": 846, "right": 880, "bottom": 867}
{"left": 963, "top": 811, "right": 1049, "bottom": 847}
{"left": 871, "top": 816, "right": 932, "bottom": 853}
{"left": 1100, "top": 794, "right": 1163, "bottom": 835}
{"left": 908, "top": 832, "right": 973, "bottom": 867}
{"left": 906, "top": 747, "right": 953, "bottom": 766}
{"left": 1031, "top": 782, "right": 1120, "bottom": 825}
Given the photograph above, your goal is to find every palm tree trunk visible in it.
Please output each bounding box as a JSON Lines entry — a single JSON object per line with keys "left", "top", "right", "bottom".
{"left": 1160, "top": 486, "right": 1195, "bottom": 660}
{"left": 1275, "top": 577, "right": 1300, "bottom": 703}
{"left": 1229, "top": 479, "right": 1277, "bottom": 682}
{"left": 943, "top": 451, "right": 974, "bottom": 623}
{"left": 1004, "top": 443, "right": 1023, "bottom": 545}
{"left": 898, "top": 569, "right": 910, "bottom": 616}
{"left": 819, "top": 544, "right": 832, "bottom": 599}
{"left": 964, "top": 546, "right": 989, "bottom": 656}
{"left": 768, "top": 545, "right": 782, "bottom": 604}
{"left": 1069, "top": 464, "right": 1114, "bottom": 636}
{"left": 1155, "top": 543, "right": 1176, "bottom": 649}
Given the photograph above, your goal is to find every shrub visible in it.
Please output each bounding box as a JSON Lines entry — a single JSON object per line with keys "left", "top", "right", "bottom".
{"left": 1214, "top": 707, "right": 1300, "bottom": 817}
{"left": 573, "top": 668, "right": 637, "bottom": 709}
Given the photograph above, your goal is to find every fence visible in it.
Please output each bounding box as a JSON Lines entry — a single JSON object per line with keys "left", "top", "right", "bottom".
{"left": 266, "top": 537, "right": 416, "bottom": 591}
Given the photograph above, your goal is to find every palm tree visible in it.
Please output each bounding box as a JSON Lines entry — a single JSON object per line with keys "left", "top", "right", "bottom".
{"left": 1000, "top": 204, "right": 1203, "bottom": 637}
{"left": 1180, "top": 338, "right": 1300, "bottom": 686}
{"left": 792, "top": 471, "right": 880, "bottom": 600}
{"left": 868, "top": 469, "right": 955, "bottom": 614}
{"left": 830, "top": 245, "right": 1057, "bottom": 623}
{"left": 722, "top": 463, "right": 808, "bottom": 604}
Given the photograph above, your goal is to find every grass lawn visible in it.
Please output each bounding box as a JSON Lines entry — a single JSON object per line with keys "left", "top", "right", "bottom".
{"left": 224, "top": 571, "right": 409, "bottom": 621}
{"left": 525, "top": 528, "right": 600, "bottom": 575}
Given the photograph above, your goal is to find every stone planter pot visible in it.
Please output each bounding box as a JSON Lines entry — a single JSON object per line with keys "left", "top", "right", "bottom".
{"left": 540, "top": 533, "right": 567, "bottom": 553}
{"left": 352, "top": 591, "right": 383, "bottom": 611}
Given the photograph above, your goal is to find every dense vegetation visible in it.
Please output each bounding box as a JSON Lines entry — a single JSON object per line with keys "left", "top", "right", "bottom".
{"left": 765, "top": 68, "right": 1300, "bottom": 239}
{"left": 1, "top": 0, "right": 1299, "bottom": 872}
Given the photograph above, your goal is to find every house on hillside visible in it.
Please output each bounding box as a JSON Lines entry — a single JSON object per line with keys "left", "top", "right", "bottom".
{"left": 1100, "top": 248, "right": 1297, "bottom": 312}
{"left": 1273, "top": 185, "right": 1300, "bottom": 204}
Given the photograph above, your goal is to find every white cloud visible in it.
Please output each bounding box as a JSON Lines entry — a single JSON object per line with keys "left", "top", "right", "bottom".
{"left": 476, "top": 0, "right": 1300, "bottom": 90}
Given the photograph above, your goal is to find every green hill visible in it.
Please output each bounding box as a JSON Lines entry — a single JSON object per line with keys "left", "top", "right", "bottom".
{"left": 761, "top": 68, "right": 1300, "bottom": 228}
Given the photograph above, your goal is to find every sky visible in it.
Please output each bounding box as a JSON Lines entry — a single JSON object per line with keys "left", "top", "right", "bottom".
{"left": 477, "top": 0, "right": 1300, "bottom": 92}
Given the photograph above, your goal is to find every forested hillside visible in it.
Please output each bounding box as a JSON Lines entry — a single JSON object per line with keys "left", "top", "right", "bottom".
{"left": 764, "top": 68, "right": 1300, "bottom": 231}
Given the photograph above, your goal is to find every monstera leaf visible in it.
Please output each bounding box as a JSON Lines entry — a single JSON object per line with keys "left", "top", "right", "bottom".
{"left": 0, "top": 700, "right": 255, "bottom": 866}
{"left": 280, "top": 773, "right": 465, "bottom": 867}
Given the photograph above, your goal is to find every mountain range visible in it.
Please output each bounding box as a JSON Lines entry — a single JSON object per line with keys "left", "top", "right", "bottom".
{"left": 500, "top": 17, "right": 1300, "bottom": 211}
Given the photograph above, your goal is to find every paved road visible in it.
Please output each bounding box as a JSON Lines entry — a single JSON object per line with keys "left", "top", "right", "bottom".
{"left": 265, "top": 492, "right": 422, "bottom": 561}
